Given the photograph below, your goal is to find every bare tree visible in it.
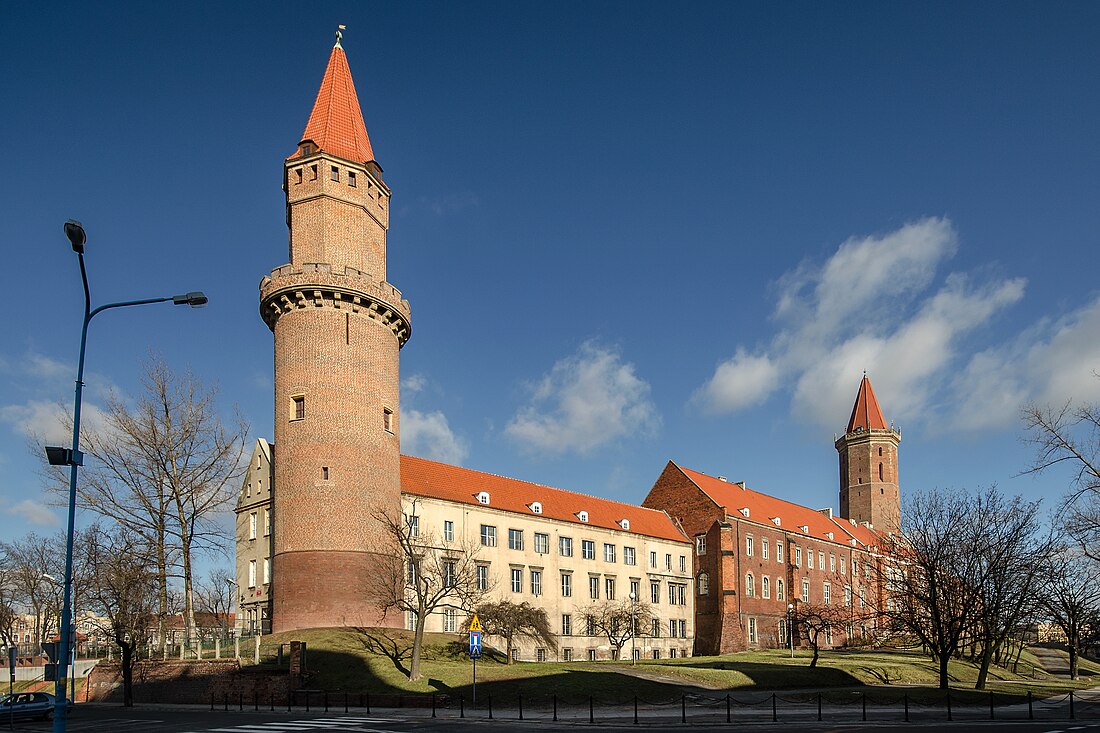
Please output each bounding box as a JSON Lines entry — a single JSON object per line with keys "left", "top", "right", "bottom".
{"left": 193, "top": 567, "right": 233, "bottom": 637}
{"left": 469, "top": 600, "right": 556, "bottom": 663}
{"left": 795, "top": 603, "right": 849, "bottom": 668}
{"left": 1022, "top": 399, "right": 1100, "bottom": 552}
{"left": 880, "top": 488, "right": 985, "bottom": 689}
{"left": 81, "top": 525, "right": 158, "bottom": 707}
{"left": 582, "top": 599, "right": 653, "bottom": 661}
{"left": 46, "top": 356, "right": 247, "bottom": 649}
{"left": 1045, "top": 545, "right": 1100, "bottom": 679}
{"left": 369, "top": 507, "right": 488, "bottom": 681}
{"left": 0, "top": 533, "right": 67, "bottom": 651}
{"left": 0, "top": 563, "right": 18, "bottom": 650}
{"left": 969, "top": 489, "right": 1049, "bottom": 689}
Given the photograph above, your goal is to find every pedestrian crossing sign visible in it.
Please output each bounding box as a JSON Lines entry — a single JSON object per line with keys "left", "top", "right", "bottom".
{"left": 469, "top": 614, "right": 484, "bottom": 632}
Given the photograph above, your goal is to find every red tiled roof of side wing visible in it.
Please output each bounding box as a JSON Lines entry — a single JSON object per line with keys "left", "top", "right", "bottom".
{"left": 676, "top": 465, "right": 884, "bottom": 549}
{"left": 400, "top": 455, "right": 689, "bottom": 544}
{"left": 290, "top": 44, "right": 376, "bottom": 164}
{"left": 846, "top": 375, "right": 889, "bottom": 432}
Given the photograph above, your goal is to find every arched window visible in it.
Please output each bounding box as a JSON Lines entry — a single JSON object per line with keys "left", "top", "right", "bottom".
{"left": 762, "top": 576, "right": 771, "bottom": 599}
{"left": 777, "top": 578, "right": 785, "bottom": 600}
{"left": 698, "top": 572, "right": 710, "bottom": 595}
{"left": 878, "top": 462, "right": 884, "bottom": 481}
{"left": 745, "top": 573, "right": 755, "bottom": 597}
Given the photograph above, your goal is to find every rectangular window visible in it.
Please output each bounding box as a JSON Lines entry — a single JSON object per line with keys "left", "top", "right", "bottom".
{"left": 748, "top": 617, "right": 757, "bottom": 644}
{"left": 841, "top": 556, "right": 847, "bottom": 575}
{"left": 824, "top": 582, "right": 831, "bottom": 605}
{"left": 531, "top": 569, "right": 542, "bottom": 596}
{"left": 669, "top": 620, "right": 677, "bottom": 638}
{"left": 807, "top": 549, "right": 814, "bottom": 569}
{"left": 830, "top": 554, "right": 836, "bottom": 573}
{"left": 248, "top": 560, "right": 256, "bottom": 588}
{"left": 679, "top": 619, "right": 686, "bottom": 638}
{"left": 665, "top": 553, "right": 672, "bottom": 569}
{"left": 650, "top": 551, "right": 657, "bottom": 567}
{"left": 477, "top": 565, "right": 488, "bottom": 591}
{"left": 262, "top": 558, "right": 270, "bottom": 585}
{"left": 605, "top": 577, "right": 615, "bottom": 600}
{"left": 561, "top": 573, "right": 572, "bottom": 597}
{"left": 819, "top": 551, "right": 825, "bottom": 569}
{"left": 249, "top": 512, "right": 257, "bottom": 540}
{"left": 624, "top": 547, "right": 636, "bottom": 566}
{"left": 563, "top": 648, "right": 573, "bottom": 661}
{"left": 630, "top": 579, "right": 640, "bottom": 601}
{"left": 444, "top": 520, "right": 454, "bottom": 542}
{"left": 348, "top": 171, "right": 357, "bottom": 187}
{"left": 588, "top": 649, "right": 597, "bottom": 661}
{"left": 509, "top": 529, "right": 524, "bottom": 550}
{"left": 407, "top": 559, "right": 417, "bottom": 586}
{"left": 293, "top": 395, "right": 305, "bottom": 420}
{"left": 511, "top": 568, "right": 522, "bottom": 593}
{"left": 481, "top": 525, "right": 497, "bottom": 547}
{"left": 406, "top": 610, "right": 416, "bottom": 631}
{"left": 443, "top": 560, "right": 457, "bottom": 588}
{"left": 562, "top": 614, "right": 572, "bottom": 636}
{"left": 535, "top": 647, "right": 546, "bottom": 663}
{"left": 408, "top": 515, "right": 419, "bottom": 537}
{"left": 679, "top": 555, "right": 687, "bottom": 572}
{"left": 589, "top": 576, "right": 599, "bottom": 599}
{"left": 802, "top": 578, "right": 810, "bottom": 602}
{"left": 559, "top": 537, "right": 574, "bottom": 557}
{"left": 845, "top": 585, "right": 852, "bottom": 606}
{"left": 795, "top": 547, "right": 802, "bottom": 567}
{"left": 696, "top": 536, "right": 706, "bottom": 554}
{"left": 604, "top": 544, "right": 616, "bottom": 563}
{"left": 383, "top": 407, "right": 394, "bottom": 433}
{"left": 444, "top": 608, "right": 457, "bottom": 633}
{"left": 746, "top": 536, "right": 754, "bottom": 556}
{"left": 761, "top": 538, "right": 769, "bottom": 559}
{"left": 331, "top": 165, "right": 340, "bottom": 181}
{"left": 582, "top": 540, "right": 596, "bottom": 560}
{"left": 777, "top": 541, "right": 783, "bottom": 563}
{"left": 651, "top": 618, "right": 660, "bottom": 637}
{"left": 263, "top": 508, "right": 270, "bottom": 536}
{"left": 534, "top": 533, "right": 550, "bottom": 554}
{"left": 321, "top": 466, "right": 329, "bottom": 480}
{"left": 651, "top": 581, "right": 660, "bottom": 604}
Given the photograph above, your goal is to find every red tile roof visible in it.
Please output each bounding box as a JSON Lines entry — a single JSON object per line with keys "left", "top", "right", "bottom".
{"left": 846, "top": 375, "right": 888, "bottom": 432}
{"left": 290, "top": 43, "right": 375, "bottom": 164}
{"left": 401, "top": 455, "right": 689, "bottom": 544}
{"left": 676, "top": 464, "right": 884, "bottom": 550}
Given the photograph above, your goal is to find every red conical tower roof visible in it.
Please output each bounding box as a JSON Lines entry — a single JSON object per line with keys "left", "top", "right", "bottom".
{"left": 291, "top": 40, "right": 375, "bottom": 164}
{"left": 846, "top": 375, "right": 889, "bottom": 432}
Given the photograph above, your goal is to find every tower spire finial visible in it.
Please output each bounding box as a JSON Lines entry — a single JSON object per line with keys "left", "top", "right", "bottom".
{"left": 335, "top": 24, "right": 346, "bottom": 48}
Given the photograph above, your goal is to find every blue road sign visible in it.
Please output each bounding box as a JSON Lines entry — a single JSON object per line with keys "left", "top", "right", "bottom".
{"left": 469, "top": 630, "right": 482, "bottom": 659}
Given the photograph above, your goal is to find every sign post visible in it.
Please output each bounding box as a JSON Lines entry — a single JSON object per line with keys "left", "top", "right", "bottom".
{"left": 469, "top": 614, "right": 483, "bottom": 706}
{"left": 8, "top": 646, "right": 15, "bottom": 729}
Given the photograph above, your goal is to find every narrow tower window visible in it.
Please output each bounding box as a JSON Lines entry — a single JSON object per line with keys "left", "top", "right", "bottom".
{"left": 878, "top": 463, "right": 884, "bottom": 481}
{"left": 322, "top": 466, "right": 329, "bottom": 480}
{"left": 331, "top": 165, "right": 340, "bottom": 181}
{"left": 383, "top": 407, "right": 394, "bottom": 433}
{"left": 348, "top": 171, "right": 357, "bottom": 187}
{"left": 292, "top": 395, "right": 305, "bottom": 420}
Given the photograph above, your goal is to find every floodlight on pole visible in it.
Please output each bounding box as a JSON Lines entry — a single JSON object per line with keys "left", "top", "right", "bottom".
{"left": 49, "top": 221, "right": 207, "bottom": 733}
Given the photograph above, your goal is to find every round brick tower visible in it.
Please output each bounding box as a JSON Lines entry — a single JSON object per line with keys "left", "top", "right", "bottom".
{"left": 835, "top": 375, "right": 901, "bottom": 535}
{"left": 260, "top": 34, "right": 411, "bottom": 632}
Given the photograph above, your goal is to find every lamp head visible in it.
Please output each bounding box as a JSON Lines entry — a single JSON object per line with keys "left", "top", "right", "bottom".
{"left": 64, "top": 220, "right": 86, "bottom": 254}
{"left": 173, "top": 291, "right": 209, "bottom": 308}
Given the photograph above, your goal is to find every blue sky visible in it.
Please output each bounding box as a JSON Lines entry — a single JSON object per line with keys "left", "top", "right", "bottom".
{"left": 2, "top": 2, "right": 1099, "bottom": 547}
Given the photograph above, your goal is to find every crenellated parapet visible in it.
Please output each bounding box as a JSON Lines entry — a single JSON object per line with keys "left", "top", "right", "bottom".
{"left": 259, "top": 262, "right": 411, "bottom": 346}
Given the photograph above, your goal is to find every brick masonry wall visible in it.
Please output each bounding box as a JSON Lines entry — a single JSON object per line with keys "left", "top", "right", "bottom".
{"left": 85, "top": 660, "right": 292, "bottom": 705}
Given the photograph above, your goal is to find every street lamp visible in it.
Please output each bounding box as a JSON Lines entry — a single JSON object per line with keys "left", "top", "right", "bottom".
{"left": 787, "top": 603, "right": 795, "bottom": 658}
{"left": 44, "top": 220, "right": 207, "bottom": 732}
{"left": 629, "top": 591, "right": 637, "bottom": 666}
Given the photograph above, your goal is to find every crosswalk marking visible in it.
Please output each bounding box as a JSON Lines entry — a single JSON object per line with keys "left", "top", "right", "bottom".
{"left": 193, "top": 719, "right": 400, "bottom": 733}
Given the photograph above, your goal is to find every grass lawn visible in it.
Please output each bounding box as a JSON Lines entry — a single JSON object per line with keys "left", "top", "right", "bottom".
{"left": 238, "top": 629, "right": 1099, "bottom": 706}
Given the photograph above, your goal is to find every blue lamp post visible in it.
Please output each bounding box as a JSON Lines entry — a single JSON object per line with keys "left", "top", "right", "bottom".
{"left": 44, "top": 220, "right": 207, "bottom": 731}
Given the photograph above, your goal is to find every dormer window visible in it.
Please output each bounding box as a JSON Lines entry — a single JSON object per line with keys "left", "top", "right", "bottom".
{"left": 770, "top": 517, "right": 781, "bottom": 526}
{"left": 618, "top": 519, "right": 630, "bottom": 530}
{"left": 850, "top": 538, "right": 858, "bottom": 547}
{"left": 577, "top": 511, "right": 589, "bottom": 523}
{"left": 826, "top": 532, "right": 834, "bottom": 540}
{"left": 739, "top": 507, "right": 750, "bottom": 518}
{"left": 799, "top": 525, "right": 809, "bottom": 534}
{"left": 299, "top": 142, "right": 315, "bottom": 155}
{"left": 476, "top": 491, "right": 490, "bottom": 505}
{"left": 530, "top": 502, "right": 542, "bottom": 514}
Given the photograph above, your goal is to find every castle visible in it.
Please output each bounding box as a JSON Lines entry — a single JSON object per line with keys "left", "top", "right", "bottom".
{"left": 235, "top": 35, "right": 898, "bottom": 658}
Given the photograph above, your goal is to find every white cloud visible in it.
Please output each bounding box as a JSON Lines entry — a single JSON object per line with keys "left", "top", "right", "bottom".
{"left": 402, "top": 374, "right": 428, "bottom": 394}
{"left": 695, "top": 217, "right": 1032, "bottom": 430}
{"left": 402, "top": 409, "right": 468, "bottom": 465}
{"left": 506, "top": 342, "right": 659, "bottom": 455}
{"left": 693, "top": 350, "right": 779, "bottom": 413}
{"left": 0, "top": 398, "right": 111, "bottom": 444}
{"left": 9, "top": 499, "right": 57, "bottom": 527}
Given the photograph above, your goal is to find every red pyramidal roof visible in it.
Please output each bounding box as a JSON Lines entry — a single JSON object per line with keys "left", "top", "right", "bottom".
{"left": 846, "top": 375, "right": 888, "bottom": 432}
{"left": 291, "top": 42, "right": 375, "bottom": 164}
